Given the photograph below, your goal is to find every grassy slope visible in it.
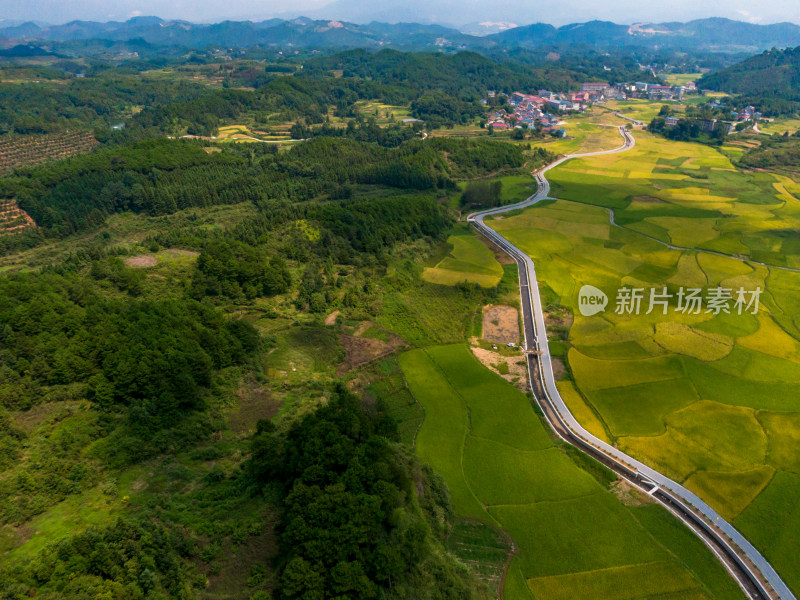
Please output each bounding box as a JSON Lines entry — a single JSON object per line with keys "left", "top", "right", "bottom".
{"left": 423, "top": 233, "right": 504, "bottom": 288}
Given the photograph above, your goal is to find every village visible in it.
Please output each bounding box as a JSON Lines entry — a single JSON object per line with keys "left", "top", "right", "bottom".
{"left": 485, "top": 81, "right": 690, "bottom": 134}
{"left": 485, "top": 78, "right": 765, "bottom": 135}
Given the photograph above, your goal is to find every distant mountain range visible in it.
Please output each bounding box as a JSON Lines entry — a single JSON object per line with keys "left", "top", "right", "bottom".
{"left": 2, "top": 16, "right": 800, "bottom": 53}
{"left": 492, "top": 18, "right": 800, "bottom": 52}
{"left": 0, "top": 16, "right": 484, "bottom": 51}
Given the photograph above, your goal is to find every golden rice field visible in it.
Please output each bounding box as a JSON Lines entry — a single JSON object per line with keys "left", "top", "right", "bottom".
{"left": 489, "top": 131, "right": 800, "bottom": 593}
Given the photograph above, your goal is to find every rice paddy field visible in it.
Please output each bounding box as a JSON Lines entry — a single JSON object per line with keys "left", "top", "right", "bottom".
{"left": 664, "top": 73, "right": 702, "bottom": 86}
{"left": 353, "top": 100, "right": 413, "bottom": 125}
{"left": 539, "top": 111, "right": 629, "bottom": 155}
{"left": 757, "top": 117, "right": 800, "bottom": 136}
{"left": 488, "top": 130, "right": 800, "bottom": 593}
{"left": 399, "top": 344, "right": 744, "bottom": 600}
{"left": 422, "top": 232, "right": 504, "bottom": 287}
{"left": 605, "top": 99, "right": 685, "bottom": 123}
{"left": 214, "top": 124, "right": 292, "bottom": 142}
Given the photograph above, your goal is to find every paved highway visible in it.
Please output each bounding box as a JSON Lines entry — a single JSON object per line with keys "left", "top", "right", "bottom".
{"left": 467, "top": 127, "right": 795, "bottom": 600}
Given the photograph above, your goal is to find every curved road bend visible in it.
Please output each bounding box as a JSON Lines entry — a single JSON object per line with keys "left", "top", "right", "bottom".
{"left": 467, "top": 127, "right": 795, "bottom": 600}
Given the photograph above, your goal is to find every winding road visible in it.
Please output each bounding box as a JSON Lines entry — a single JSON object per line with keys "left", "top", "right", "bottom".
{"left": 467, "top": 127, "right": 796, "bottom": 600}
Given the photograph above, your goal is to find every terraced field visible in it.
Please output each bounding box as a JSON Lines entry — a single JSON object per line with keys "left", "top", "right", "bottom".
{"left": 0, "top": 199, "right": 36, "bottom": 235}
{"left": 489, "top": 131, "right": 800, "bottom": 593}
{"left": 422, "top": 233, "right": 504, "bottom": 287}
{"left": 400, "top": 344, "right": 744, "bottom": 600}
{"left": 353, "top": 100, "right": 413, "bottom": 125}
{"left": 0, "top": 131, "right": 98, "bottom": 174}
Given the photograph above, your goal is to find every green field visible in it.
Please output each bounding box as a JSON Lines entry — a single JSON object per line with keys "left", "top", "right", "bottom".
{"left": 353, "top": 100, "right": 413, "bottom": 125}
{"left": 757, "top": 117, "right": 800, "bottom": 136}
{"left": 400, "top": 344, "right": 744, "bottom": 600}
{"left": 605, "top": 99, "right": 684, "bottom": 123}
{"left": 540, "top": 113, "right": 628, "bottom": 155}
{"left": 422, "top": 233, "right": 504, "bottom": 287}
{"left": 665, "top": 73, "right": 702, "bottom": 86}
{"left": 488, "top": 130, "right": 800, "bottom": 593}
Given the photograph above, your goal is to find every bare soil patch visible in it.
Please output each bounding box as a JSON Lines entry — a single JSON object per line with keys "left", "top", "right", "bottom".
{"left": 483, "top": 305, "right": 520, "bottom": 344}
{"left": 610, "top": 480, "right": 652, "bottom": 507}
{"left": 353, "top": 321, "right": 372, "bottom": 336}
{"left": 124, "top": 255, "right": 157, "bottom": 268}
{"left": 204, "top": 511, "right": 279, "bottom": 597}
{"left": 544, "top": 308, "right": 573, "bottom": 329}
{"left": 632, "top": 195, "right": 666, "bottom": 204}
{"left": 0, "top": 199, "right": 37, "bottom": 235}
{"left": 339, "top": 327, "right": 406, "bottom": 374}
{"left": 551, "top": 357, "right": 567, "bottom": 380}
{"left": 324, "top": 310, "right": 340, "bottom": 326}
{"left": 162, "top": 248, "right": 199, "bottom": 258}
{"left": 471, "top": 346, "right": 528, "bottom": 392}
{"left": 13, "top": 400, "right": 84, "bottom": 433}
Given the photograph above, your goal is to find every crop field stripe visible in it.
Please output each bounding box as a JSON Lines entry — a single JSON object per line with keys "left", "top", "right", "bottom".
{"left": 421, "top": 347, "right": 504, "bottom": 525}
{"left": 399, "top": 349, "right": 493, "bottom": 521}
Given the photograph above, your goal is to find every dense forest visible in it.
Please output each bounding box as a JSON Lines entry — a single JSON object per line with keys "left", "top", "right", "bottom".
{"left": 738, "top": 130, "right": 800, "bottom": 169}
{"left": 246, "top": 390, "right": 486, "bottom": 600}
{"left": 0, "top": 136, "right": 522, "bottom": 256}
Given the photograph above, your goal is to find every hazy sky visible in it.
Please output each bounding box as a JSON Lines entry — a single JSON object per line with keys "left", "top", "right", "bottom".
{"left": 3, "top": 0, "right": 800, "bottom": 27}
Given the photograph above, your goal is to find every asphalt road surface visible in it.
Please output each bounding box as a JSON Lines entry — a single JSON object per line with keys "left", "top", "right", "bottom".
{"left": 468, "top": 127, "right": 795, "bottom": 600}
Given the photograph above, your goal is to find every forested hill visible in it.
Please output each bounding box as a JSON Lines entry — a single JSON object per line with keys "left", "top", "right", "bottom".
{"left": 301, "top": 49, "right": 564, "bottom": 96}
{"left": 698, "top": 46, "right": 800, "bottom": 100}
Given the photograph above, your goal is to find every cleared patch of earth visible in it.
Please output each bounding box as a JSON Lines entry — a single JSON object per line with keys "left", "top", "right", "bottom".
{"left": 632, "top": 195, "right": 666, "bottom": 203}
{"left": 124, "top": 255, "right": 157, "bottom": 268}
{"left": 551, "top": 357, "right": 567, "bottom": 380}
{"left": 339, "top": 325, "right": 406, "bottom": 374}
{"left": 163, "top": 248, "right": 199, "bottom": 258}
{"left": 324, "top": 310, "right": 340, "bottom": 326}
{"left": 544, "top": 307, "right": 573, "bottom": 329}
{"left": 124, "top": 249, "right": 199, "bottom": 268}
{"left": 13, "top": 400, "right": 86, "bottom": 434}
{"left": 480, "top": 236, "right": 515, "bottom": 265}
{"left": 482, "top": 305, "right": 520, "bottom": 344}
{"left": 610, "top": 480, "right": 652, "bottom": 507}
{"left": 471, "top": 346, "right": 528, "bottom": 392}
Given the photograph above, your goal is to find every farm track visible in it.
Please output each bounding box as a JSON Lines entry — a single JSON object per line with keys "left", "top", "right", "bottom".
{"left": 555, "top": 195, "right": 800, "bottom": 274}
{"left": 467, "top": 127, "right": 796, "bottom": 600}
